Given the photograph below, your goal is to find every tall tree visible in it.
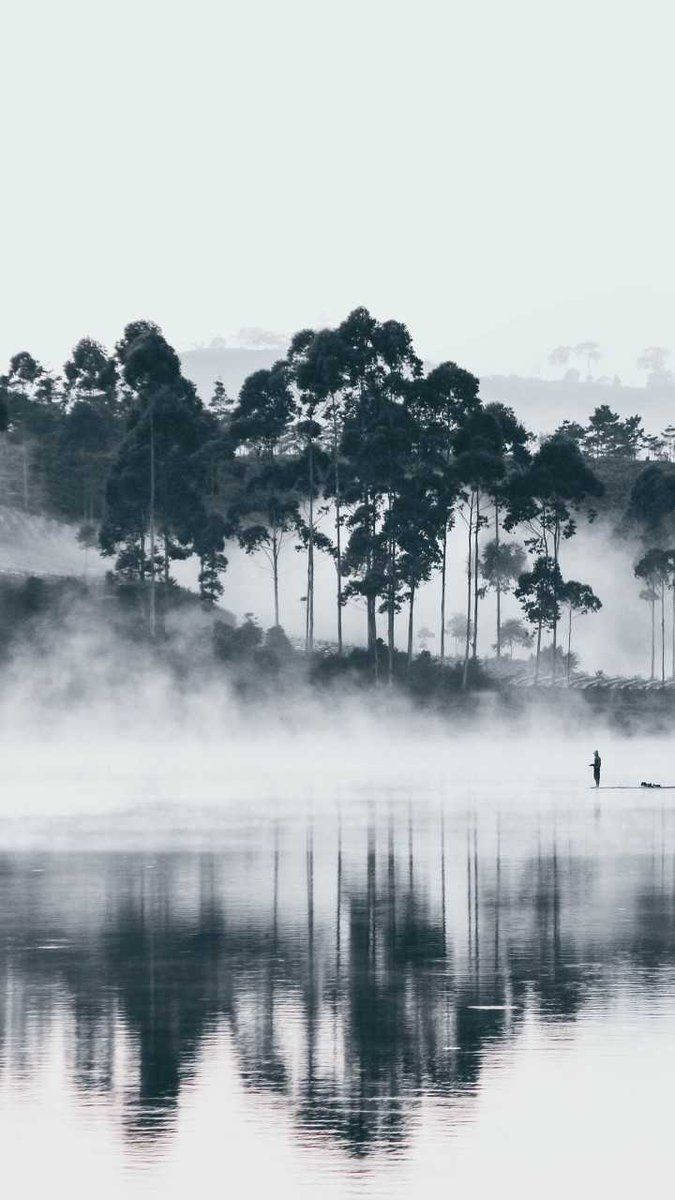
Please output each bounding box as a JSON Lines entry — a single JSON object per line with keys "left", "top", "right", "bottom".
{"left": 418, "top": 362, "right": 479, "bottom": 661}
{"left": 64, "top": 337, "right": 118, "bottom": 411}
{"left": 499, "top": 617, "right": 532, "bottom": 659}
{"left": 584, "top": 405, "right": 644, "bottom": 460}
{"left": 0, "top": 351, "right": 62, "bottom": 509}
{"left": 505, "top": 433, "right": 603, "bottom": 676}
{"left": 101, "top": 323, "right": 217, "bottom": 632}
{"left": 515, "top": 555, "right": 566, "bottom": 680}
{"left": 227, "top": 361, "right": 298, "bottom": 626}
{"left": 482, "top": 402, "right": 530, "bottom": 658}
{"left": 480, "top": 538, "right": 526, "bottom": 657}
{"left": 561, "top": 579, "right": 601, "bottom": 681}
{"left": 339, "top": 308, "right": 421, "bottom": 679}
{"left": 453, "top": 407, "right": 506, "bottom": 683}
{"left": 638, "top": 586, "right": 658, "bottom": 681}
{"left": 574, "top": 341, "right": 602, "bottom": 377}
{"left": 288, "top": 327, "right": 349, "bottom": 653}
{"left": 634, "top": 549, "right": 671, "bottom": 682}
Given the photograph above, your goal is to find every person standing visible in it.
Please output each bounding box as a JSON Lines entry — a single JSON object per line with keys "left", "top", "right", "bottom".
{"left": 590, "top": 749, "right": 601, "bottom": 787}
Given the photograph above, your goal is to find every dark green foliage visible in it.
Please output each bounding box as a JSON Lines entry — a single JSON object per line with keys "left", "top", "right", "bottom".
{"left": 584, "top": 405, "right": 644, "bottom": 459}
{"left": 213, "top": 615, "right": 264, "bottom": 661}
{"left": 627, "top": 462, "right": 675, "bottom": 535}
{"left": 100, "top": 319, "right": 223, "bottom": 597}
{"left": 498, "top": 617, "right": 532, "bottom": 656}
{"left": 64, "top": 338, "right": 118, "bottom": 409}
{"left": 563, "top": 578, "right": 602, "bottom": 618}
{"left": 515, "top": 556, "right": 566, "bottom": 636}
{"left": 505, "top": 433, "right": 604, "bottom": 551}
{"left": 480, "top": 539, "right": 526, "bottom": 593}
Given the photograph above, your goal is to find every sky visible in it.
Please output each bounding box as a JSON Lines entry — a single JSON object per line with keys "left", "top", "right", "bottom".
{"left": 2, "top": 0, "right": 675, "bottom": 383}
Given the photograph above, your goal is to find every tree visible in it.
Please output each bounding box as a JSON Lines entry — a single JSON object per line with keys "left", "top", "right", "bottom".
{"left": 339, "top": 308, "right": 422, "bottom": 680}
{"left": 634, "top": 549, "right": 671, "bottom": 682}
{"left": 286, "top": 326, "right": 351, "bottom": 653}
{"left": 480, "top": 538, "right": 526, "bottom": 656}
{"left": 515, "top": 556, "right": 566, "bottom": 679}
{"left": 637, "top": 346, "right": 672, "bottom": 385}
{"left": 499, "top": 617, "right": 532, "bottom": 658}
{"left": 505, "top": 433, "right": 603, "bottom": 675}
{"left": 574, "top": 341, "right": 602, "bottom": 377}
{"left": 60, "top": 338, "right": 122, "bottom": 520}
{"left": 209, "top": 379, "right": 233, "bottom": 422}
{"left": 59, "top": 400, "right": 119, "bottom": 521}
{"left": 194, "top": 512, "right": 229, "bottom": 603}
{"left": 555, "top": 419, "right": 586, "bottom": 447}
{"left": 481, "top": 402, "right": 530, "bottom": 658}
{"left": 548, "top": 346, "right": 573, "bottom": 372}
{"left": 661, "top": 425, "right": 675, "bottom": 462}
{"left": 417, "top": 626, "right": 434, "bottom": 652}
{"left": 391, "top": 459, "right": 445, "bottom": 666}
{"left": 626, "top": 463, "right": 675, "bottom": 537}
{"left": 453, "top": 407, "right": 507, "bottom": 683}
{"left": 446, "top": 612, "right": 471, "bottom": 656}
{"left": 418, "top": 362, "right": 479, "bottom": 661}
{"left": 584, "top": 405, "right": 643, "bottom": 459}
{"left": 64, "top": 338, "right": 118, "bottom": 411}
{"left": 228, "top": 361, "right": 298, "bottom": 626}
{"left": 561, "top": 579, "right": 601, "bottom": 680}
{"left": 101, "top": 323, "right": 217, "bottom": 633}
{"left": 1, "top": 351, "right": 63, "bottom": 509}
{"left": 638, "top": 587, "right": 658, "bottom": 681}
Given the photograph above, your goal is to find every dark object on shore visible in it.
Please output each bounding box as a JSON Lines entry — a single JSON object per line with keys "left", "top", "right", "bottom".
{"left": 590, "top": 749, "right": 601, "bottom": 787}
{"left": 640, "top": 781, "right": 662, "bottom": 788}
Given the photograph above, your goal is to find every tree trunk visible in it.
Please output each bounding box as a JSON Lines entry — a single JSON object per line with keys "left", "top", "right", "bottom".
{"left": 164, "top": 533, "right": 170, "bottom": 584}
{"left": 672, "top": 580, "right": 675, "bottom": 681}
{"left": 387, "top": 582, "right": 394, "bottom": 683}
{"left": 661, "top": 582, "right": 666, "bottom": 683}
{"left": 440, "top": 521, "right": 448, "bottom": 662}
{"left": 566, "top": 605, "right": 572, "bottom": 682}
{"left": 495, "top": 501, "right": 501, "bottom": 659}
{"left": 272, "top": 528, "right": 280, "bottom": 626}
{"left": 22, "top": 442, "right": 29, "bottom": 511}
{"left": 650, "top": 596, "right": 655, "bottom": 680}
{"left": 306, "top": 439, "right": 315, "bottom": 653}
{"left": 472, "top": 490, "right": 479, "bottom": 659}
{"left": 367, "top": 492, "right": 378, "bottom": 681}
{"left": 407, "top": 586, "right": 415, "bottom": 666}
{"left": 368, "top": 595, "right": 378, "bottom": 681}
{"left": 462, "top": 493, "right": 474, "bottom": 689}
{"left": 387, "top": 496, "right": 395, "bottom": 684}
{"left": 552, "top": 516, "right": 560, "bottom": 680}
{"left": 535, "top": 617, "right": 542, "bottom": 681}
{"left": 148, "top": 411, "right": 156, "bottom": 639}
{"left": 332, "top": 404, "right": 343, "bottom": 655}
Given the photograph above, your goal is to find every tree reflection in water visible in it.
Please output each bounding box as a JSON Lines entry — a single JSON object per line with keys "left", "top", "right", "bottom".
{"left": 0, "top": 802, "right": 673, "bottom": 1157}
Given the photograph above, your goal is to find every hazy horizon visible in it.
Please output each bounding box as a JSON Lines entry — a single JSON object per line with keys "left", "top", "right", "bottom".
{"left": 3, "top": 1, "right": 675, "bottom": 385}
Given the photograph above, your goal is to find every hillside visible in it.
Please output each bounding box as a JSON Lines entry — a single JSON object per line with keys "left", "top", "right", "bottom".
{"left": 179, "top": 342, "right": 674, "bottom": 438}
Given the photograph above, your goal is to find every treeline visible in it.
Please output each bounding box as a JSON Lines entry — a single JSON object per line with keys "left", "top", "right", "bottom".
{"left": 1, "top": 311, "right": 675, "bottom": 684}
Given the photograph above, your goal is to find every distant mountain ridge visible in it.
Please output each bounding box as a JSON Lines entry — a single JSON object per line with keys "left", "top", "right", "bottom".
{"left": 181, "top": 343, "right": 674, "bottom": 435}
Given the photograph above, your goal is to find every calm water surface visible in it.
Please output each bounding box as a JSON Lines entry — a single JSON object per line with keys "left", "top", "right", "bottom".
{"left": 1, "top": 765, "right": 674, "bottom": 1197}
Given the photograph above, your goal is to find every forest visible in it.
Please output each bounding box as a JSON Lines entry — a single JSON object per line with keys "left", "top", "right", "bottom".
{"left": 1, "top": 309, "right": 675, "bottom": 695}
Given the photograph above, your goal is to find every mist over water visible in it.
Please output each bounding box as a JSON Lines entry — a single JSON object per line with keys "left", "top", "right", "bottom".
{"left": 0, "top": 503, "right": 670, "bottom": 1200}
{"left": 2, "top": 566, "right": 674, "bottom": 1199}
{"left": 1, "top": 756, "right": 674, "bottom": 1199}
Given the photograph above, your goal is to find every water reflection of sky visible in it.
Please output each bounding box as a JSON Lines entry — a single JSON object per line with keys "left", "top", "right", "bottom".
{"left": 1, "top": 798, "right": 674, "bottom": 1197}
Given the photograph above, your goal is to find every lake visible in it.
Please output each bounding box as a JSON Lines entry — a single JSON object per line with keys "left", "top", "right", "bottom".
{"left": 1, "top": 731, "right": 673, "bottom": 1197}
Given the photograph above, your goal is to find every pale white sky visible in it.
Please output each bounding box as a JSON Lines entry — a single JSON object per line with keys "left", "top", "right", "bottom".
{"left": 2, "top": 0, "right": 674, "bottom": 382}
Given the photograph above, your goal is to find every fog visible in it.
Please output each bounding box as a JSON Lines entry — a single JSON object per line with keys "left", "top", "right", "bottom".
{"left": 0, "top": 502, "right": 657, "bottom": 681}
